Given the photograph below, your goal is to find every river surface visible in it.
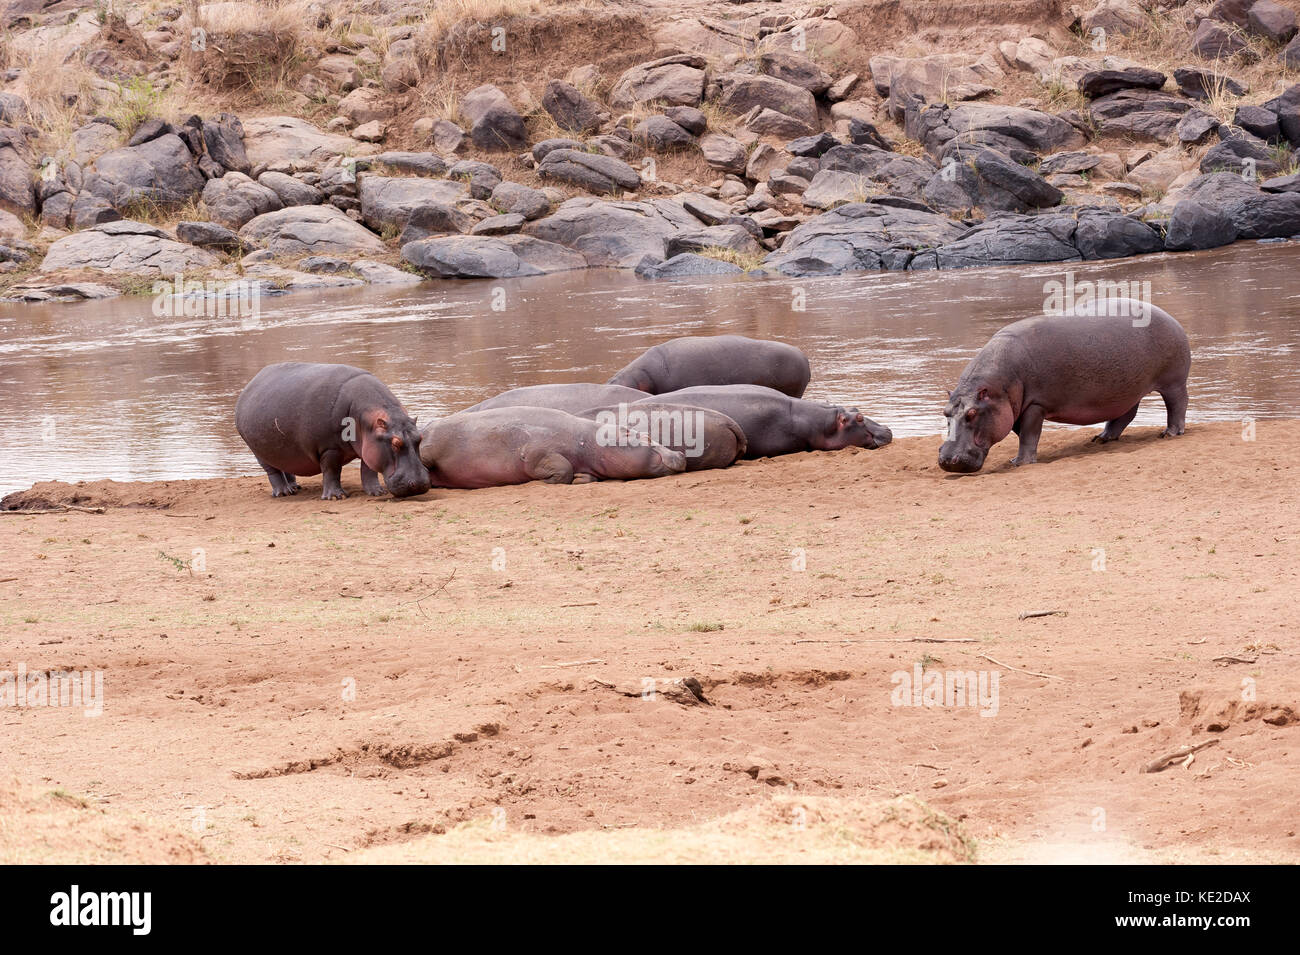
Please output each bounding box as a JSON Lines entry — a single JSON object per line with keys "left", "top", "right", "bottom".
{"left": 1, "top": 241, "right": 1298, "bottom": 494}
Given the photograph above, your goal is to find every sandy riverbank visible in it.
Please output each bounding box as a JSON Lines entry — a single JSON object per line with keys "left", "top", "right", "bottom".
{"left": 1, "top": 421, "right": 1296, "bottom": 863}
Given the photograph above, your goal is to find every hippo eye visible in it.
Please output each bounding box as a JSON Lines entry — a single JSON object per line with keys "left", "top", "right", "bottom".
{"left": 965, "top": 408, "right": 977, "bottom": 422}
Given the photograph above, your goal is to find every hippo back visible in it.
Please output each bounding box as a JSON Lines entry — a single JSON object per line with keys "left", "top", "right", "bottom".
{"left": 460, "top": 383, "right": 649, "bottom": 415}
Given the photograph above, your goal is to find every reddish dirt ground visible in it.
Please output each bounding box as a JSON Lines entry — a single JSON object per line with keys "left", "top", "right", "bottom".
{"left": 1, "top": 421, "right": 1297, "bottom": 863}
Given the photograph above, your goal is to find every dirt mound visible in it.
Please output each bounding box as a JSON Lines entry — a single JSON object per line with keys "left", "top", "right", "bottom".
{"left": 0, "top": 781, "right": 209, "bottom": 864}
{"left": 1179, "top": 689, "right": 1298, "bottom": 732}
{"left": 346, "top": 794, "right": 975, "bottom": 864}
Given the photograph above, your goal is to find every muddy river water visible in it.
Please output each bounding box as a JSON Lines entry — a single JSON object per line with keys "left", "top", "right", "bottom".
{"left": 1, "top": 241, "right": 1297, "bottom": 494}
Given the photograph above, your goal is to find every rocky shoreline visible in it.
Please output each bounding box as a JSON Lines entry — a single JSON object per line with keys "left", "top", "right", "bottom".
{"left": 3, "top": 1, "right": 1300, "bottom": 302}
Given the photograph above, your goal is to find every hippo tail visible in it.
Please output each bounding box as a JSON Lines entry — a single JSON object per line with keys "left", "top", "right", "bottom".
{"left": 726, "top": 417, "right": 748, "bottom": 459}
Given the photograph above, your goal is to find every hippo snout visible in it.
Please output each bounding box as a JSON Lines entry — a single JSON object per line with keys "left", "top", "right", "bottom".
{"left": 386, "top": 463, "right": 432, "bottom": 498}
{"left": 653, "top": 446, "right": 688, "bottom": 476}
{"left": 937, "top": 441, "right": 985, "bottom": 474}
{"left": 868, "top": 423, "right": 893, "bottom": 449}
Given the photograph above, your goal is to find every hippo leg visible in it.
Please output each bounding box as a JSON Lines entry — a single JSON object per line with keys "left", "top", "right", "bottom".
{"left": 523, "top": 449, "right": 575, "bottom": 484}
{"left": 320, "top": 450, "right": 347, "bottom": 500}
{"left": 1092, "top": 401, "right": 1141, "bottom": 444}
{"left": 1010, "top": 406, "right": 1044, "bottom": 466}
{"left": 360, "top": 461, "right": 385, "bottom": 496}
{"left": 256, "top": 456, "right": 300, "bottom": 497}
{"left": 1159, "top": 382, "right": 1187, "bottom": 438}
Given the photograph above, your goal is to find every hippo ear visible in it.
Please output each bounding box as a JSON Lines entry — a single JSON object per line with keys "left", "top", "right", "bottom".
{"left": 373, "top": 413, "right": 390, "bottom": 434}
{"left": 976, "top": 387, "right": 989, "bottom": 402}
{"left": 855, "top": 412, "right": 864, "bottom": 423}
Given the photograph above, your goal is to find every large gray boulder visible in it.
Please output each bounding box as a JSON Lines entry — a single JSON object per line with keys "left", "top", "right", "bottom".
{"left": 202, "top": 172, "right": 283, "bottom": 229}
{"left": 535, "top": 149, "right": 640, "bottom": 194}
{"left": 239, "top": 204, "right": 387, "bottom": 255}
{"left": 257, "top": 171, "right": 324, "bottom": 206}
{"left": 636, "top": 252, "right": 745, "bottom": 279}
{"left": 522, "top": 196, "right": 696, "bottom": 267}
{"left": 762, "top": 201, "right": 967, "bottom": 275}
{"left": 0, "top": 125, "right": 35, "bottom": 217}
{"left": 910, "top": 103, "right": 1086, "bottom": 159}
{"left": 818, "top": 144, "right": 937, "bottom": 202}
{"left": 699, "top": 133, "right": 748, "bottom": 175}
{"left": 710, "top": 72, "right": 818, "bottom": 129}
{"left": 40, "top": 220, "right": 220, "bottom": 274}
{"left": 202, "top": 113, "right": 250, "bottom": 174}
{"left": 1173, "top": 65, "right": 1248, "bottom": 101}
{"left": 461, "top": 84, "right": 528, "bottom": 152}
{"left": 491, "top": 181, "right": 550, "bottom": 220}
{"left": 371, "top": 152, "right": 450, "bottom": 177}
{"left": 358, "top": 175, "right": 470, "bottom": 236}
{"left": 1164, "top": 199, "right": 1239, "bottom": 251}
{"left": 609, "top": 55, "right": 707, "bottom": 109}
{"left": 542, "top": 80, "right": 609, "bottom": 134}
{"left": 1078, "top": 66, "right": 1167, "bottom": 98}
{"left": 401, "top": 234, "right": 587, "bottom": 278}
{"left": 1089, "top": 88, "right": 1194, "bottom": 143}
{"left": 241, "top": 116, "right": 372, "bottom": 171}
{"left": 926, "top": 215, "right": 1083, "bottom": 270}
{"left": 923, "top": 146, "right": 1063, "bottom": 213}
{"left": 83, "top": 133, "right": 205, "bottom": 209}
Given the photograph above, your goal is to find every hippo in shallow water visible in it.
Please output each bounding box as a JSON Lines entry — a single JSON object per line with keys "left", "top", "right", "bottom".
{"left": 938, "top": 298, "right": 1190, "bottom": 473}
{"left": 419, "top": 407, "right": 687, "bottom": 488}
{"left": 607, "top": 335, "right": 812, "bottom": 397}
{"left": 235, "top": 362, "right": 431, "bottom": 500}
{"left": 635, "top": 385, "right": 892, "bottom": 458}
{"left": 459, "top": 383, "right": 649, "bottom": 415}
{"left": 577, "top": 401, "right": 748, "bottom": 471}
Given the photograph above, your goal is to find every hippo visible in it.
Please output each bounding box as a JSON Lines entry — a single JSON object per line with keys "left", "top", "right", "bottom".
{"left": 459, "top": 383, "right": 649, "bottom": 415}
{"left": 607, "top": 335, "right": 812, "bottom": 397}
{"left": 419, "top": 407, "right": 687, "bottom": 488}
{"left": 234, "top": 362, "right": 431, "bottom": 500}
{"left": 577, "top": 401, "right": 748, "bottom": 471}
{"left": 634, "top": 385, "right": 892, "bottom": 458}
{"left": 938, "top": 298, "right": 1190, "bottom": 473}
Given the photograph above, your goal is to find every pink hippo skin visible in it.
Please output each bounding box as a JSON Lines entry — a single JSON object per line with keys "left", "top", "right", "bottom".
{"left": 419, "top": 406, "right": 687, "bottom": 489}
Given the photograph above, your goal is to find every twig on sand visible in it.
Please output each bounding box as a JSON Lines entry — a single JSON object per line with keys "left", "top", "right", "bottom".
{"left": 323, "top": 843, "right": 352, "bottom": 852}
{"left": 793, "top": 637, "right": 977, "bottom": 645}
{"left": 405, "top": 569, "right": 457, "bottom": 617}
{"left": 1212, "top": 655, "right": 1258, "bottom": 664}
{"left": 977, "top": 652, "right": 1063, "bottom": 681}
{"left": 540, "top": 658, "right": 605, "bottom": 669}
{"left": 1018, "top": 609, "right": 1067, "bottom": 620}
{"left": 1141, "top": 739, "right": 1219, "bottom": 774}
{"left": 1, "top": 505, "right": 106, "bottom": 515}
{"left": 0, "top": 577, "right": 17, "bottom": 583}
{"left": 560, "top": 601, "right": 599, "bottom": 607}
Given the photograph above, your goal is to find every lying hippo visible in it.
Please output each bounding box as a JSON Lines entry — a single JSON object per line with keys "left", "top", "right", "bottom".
{"left": 638, "top": 385, "right": 892, "bottom": 458}
{"left": 235, "top": 362, "right": 431, "bottom": 500}
{"left": 419, "top": 407, "right": 687, "bottom": 488}
{"left": 578, "top": 401, "right": 747, "bottom": 471}
{"left": 460, "top": 383, "right": 648, "bottom": 415}
{"left": 608, "top": 335, "right": 812, "bottom": 397}
{"left": 938, "top": 298, "right": 1190, "bottom": 473}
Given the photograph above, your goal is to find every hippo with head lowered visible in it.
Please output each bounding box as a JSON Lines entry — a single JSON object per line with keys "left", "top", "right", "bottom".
{"left": 938, "top": 298, "right": 1190, "bottom": 473}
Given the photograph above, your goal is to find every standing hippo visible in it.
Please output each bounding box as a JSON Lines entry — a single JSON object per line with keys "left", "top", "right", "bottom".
{"left": 459, "top": 383, "right": 648, "bottom": 415}
{"left": 420, "top": 407, "right": 687, "bottom": 488}
{"left": 635, "top": 385, "right": 892, "bottom": 458}
{"left": 938, "top": 298, "right": 1190, "bottom": 473}
{"left": 235, "top": 362, "right": 431, "bottom": 500}
{"left": 607, "top": 335, "right": 812, "bottom": 397}
{"left": 577, "top": 401, "right": 747, "bottom": 471}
